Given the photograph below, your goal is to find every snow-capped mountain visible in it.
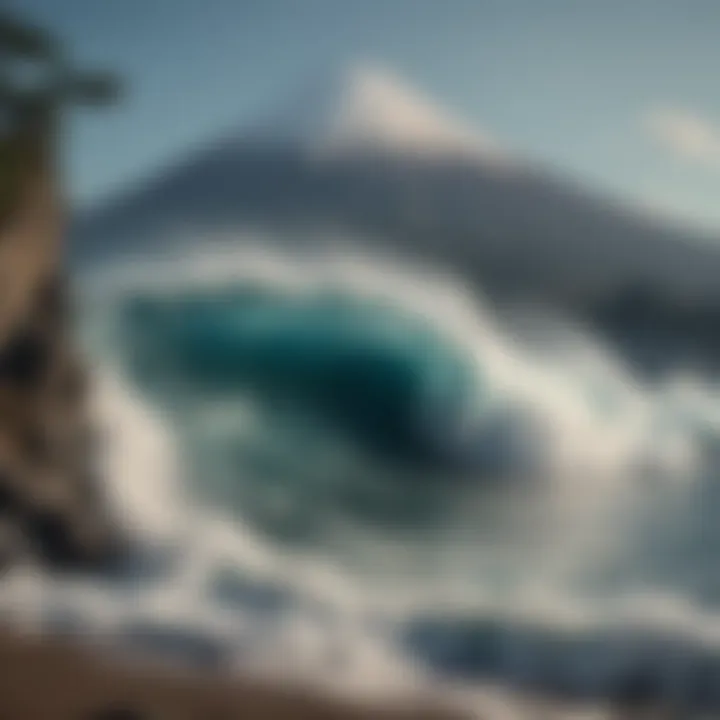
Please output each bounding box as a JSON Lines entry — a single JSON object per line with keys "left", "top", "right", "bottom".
{"left": 72, "top": 64, "right": 720, "bottom": 308}
{"left": 251, "top": 64, "right": 509, "bottom": 163}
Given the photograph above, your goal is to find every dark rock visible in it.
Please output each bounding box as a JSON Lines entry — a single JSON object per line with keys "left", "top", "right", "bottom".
{"left": 0, "top": 476, "right": 21, "bottom": 512}
{"left": 0, "top": 516, "right": 27, "bottom": 570}
{"left": 21, "top": 498, "right": 127, "bottom": 574}
{"left": 0, "top": 25, "right": 122, "bottom": 579}
{"left": 25, "top": 506, "right": 83, "bottom": 567}
{"left": 0, "top": 327, "right": 49, "bottom": 387}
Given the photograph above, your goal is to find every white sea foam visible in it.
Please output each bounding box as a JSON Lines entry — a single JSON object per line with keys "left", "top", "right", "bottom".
{"left": 8, "top": 235, "right": 720, "bottom": 711}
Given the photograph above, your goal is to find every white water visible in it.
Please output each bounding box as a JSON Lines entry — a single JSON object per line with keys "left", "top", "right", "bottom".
{"left": 4, "top": 237, "right": 720, "bottom": 712}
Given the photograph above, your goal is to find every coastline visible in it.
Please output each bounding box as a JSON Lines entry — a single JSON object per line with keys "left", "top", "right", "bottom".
{"left": 0, "top": 627, "right": 466, "bottom": 720}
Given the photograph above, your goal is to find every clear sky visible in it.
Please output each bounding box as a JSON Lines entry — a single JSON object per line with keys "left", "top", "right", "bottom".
{"left": 10, "top": 0, "right": 720, "bottom": 230}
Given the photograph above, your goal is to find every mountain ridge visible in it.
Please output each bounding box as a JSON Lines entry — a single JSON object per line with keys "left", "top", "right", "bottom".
{"left": 245, "top": 63, "right": 511, "bottom": 165}
{"left": 71, "top": 63, "right": 720, "bottom": 310}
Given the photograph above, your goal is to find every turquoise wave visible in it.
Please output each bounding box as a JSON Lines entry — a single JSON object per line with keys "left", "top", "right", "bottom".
{"left": 120, "top": 285, "right": 483, "bottom": 468}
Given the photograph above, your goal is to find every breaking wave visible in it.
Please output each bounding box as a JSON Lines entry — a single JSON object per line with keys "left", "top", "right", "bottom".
{"left": 6, "top": 237, "right": 720, "bottom": 712}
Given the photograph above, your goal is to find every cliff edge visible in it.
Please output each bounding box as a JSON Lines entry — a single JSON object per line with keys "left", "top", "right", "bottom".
{"left": 0, "top": 12, "right": 122, "bottom": 570}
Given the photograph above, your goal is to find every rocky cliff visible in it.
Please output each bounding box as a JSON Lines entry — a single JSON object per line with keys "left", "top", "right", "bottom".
{"left": 0, "top": 15, "right": 121, "bottom": 571}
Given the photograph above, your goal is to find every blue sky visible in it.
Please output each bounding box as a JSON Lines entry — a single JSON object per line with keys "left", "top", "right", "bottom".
{"left": 10, "top": 0, "right": 720, "bottom": 229}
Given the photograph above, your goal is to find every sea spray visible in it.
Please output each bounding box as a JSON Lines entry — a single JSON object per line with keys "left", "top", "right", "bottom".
{"left": 5, "top": 237, "right": 717, "bottom": 710}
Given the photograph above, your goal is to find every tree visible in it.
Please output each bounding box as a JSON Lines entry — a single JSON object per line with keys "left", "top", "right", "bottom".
{"left": 0, "top": 10, "right": 120, "bottom": 110}
{"left": 0, "top": 10, "right": 120, "bottom": 221}
{"left": 0, "top": 11, "right": 58, "bottom": 61}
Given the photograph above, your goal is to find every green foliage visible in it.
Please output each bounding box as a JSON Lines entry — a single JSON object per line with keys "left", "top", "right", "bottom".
{"left": 63, "top": 71, "right": 122, "bottom": 107}
{"left": 0, "top": 10, "right": 121, "bottom": 110}
{"left": 0, "top": 10, "right": 121, "bottom": 223}
{"left": 0, "top": 12, "right": 59, "bottom": 62}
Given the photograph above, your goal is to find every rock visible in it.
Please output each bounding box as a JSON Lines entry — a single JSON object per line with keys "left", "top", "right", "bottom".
{"left": 0, "top": 17, "right": 123, "bottom": 575}
{"left": 0, "top": 326, "right": 50, "bottom": 388}
{"left": 0, "top": 248, "right": 126, "bottom": 574}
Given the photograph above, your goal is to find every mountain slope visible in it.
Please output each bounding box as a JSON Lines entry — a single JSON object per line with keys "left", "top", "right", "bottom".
{"left": 72, "top": 65, "right": 720, "bottom": 307}
{"left": 251, "top": 64, "right": 509, "bottom": 162}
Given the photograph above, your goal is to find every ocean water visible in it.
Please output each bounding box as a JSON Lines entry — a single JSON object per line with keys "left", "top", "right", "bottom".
{"left": 5, "top": 238, "right": 720, "bottom": 712}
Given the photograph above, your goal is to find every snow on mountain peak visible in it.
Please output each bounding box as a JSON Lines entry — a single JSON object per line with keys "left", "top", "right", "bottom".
{"left": 255, "top": 63, "right": 510, "bottom": 163}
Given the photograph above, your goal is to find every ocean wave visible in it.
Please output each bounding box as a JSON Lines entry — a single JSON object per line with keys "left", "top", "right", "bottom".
{"left": 11, "top": 236, "right": 720, "bottom": 710}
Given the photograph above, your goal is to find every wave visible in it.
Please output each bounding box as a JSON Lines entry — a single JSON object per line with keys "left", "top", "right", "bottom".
{"left": 11, "top": 235, "right": 720, "bottom": 711}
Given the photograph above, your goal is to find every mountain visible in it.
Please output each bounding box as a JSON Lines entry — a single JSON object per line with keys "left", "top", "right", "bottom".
{"left": 71, "top": 65, "right": 720, "bottom": 307}
{"left": 250, "top": 63, "right": 509, "bottom": 163}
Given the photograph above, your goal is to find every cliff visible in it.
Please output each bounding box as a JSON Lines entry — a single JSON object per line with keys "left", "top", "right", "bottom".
{"left": 0, "top": 15, "right": 121, "bottom": 570}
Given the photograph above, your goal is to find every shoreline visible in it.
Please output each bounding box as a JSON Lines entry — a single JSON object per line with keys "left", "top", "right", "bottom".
{"left": 0, "top": 627, "right": 466, "bottom": 720}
